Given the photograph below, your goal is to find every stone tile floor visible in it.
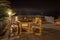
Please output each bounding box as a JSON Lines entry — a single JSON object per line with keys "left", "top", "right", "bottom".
{"left": 0, "top": 28, "right": 60, "bottom": 40}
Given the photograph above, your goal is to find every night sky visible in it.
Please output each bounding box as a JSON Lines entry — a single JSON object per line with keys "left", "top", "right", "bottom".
{"left": 8, "top": 0, "right": 60, "bottom": 8}
{"left": 8, "top": 0, "right": 60, "bottom": 17}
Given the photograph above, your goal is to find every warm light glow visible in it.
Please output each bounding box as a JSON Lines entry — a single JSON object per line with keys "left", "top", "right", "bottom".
{"left": 15, "top": 16, "right": 18, "bottom": 21}
{"left": 8, "top": 11, "right": 11, "bottom": 16}
{"left": 35, "top": 17, "right": 39, "bottom": 23}
{"left": 22, "top": 23, "right": 28, "bottom": 27}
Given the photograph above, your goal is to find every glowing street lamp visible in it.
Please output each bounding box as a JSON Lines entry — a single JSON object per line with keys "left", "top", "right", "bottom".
{"left": 8, "top": 10, "right": 12, "bottom": 38}
{"left": 8, "top": 10, "right": 12, "bottom": 22}
{"left": 8, "top": 10, "right": 12, "bottom": 18}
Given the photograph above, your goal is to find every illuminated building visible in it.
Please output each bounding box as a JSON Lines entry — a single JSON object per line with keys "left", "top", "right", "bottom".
{"left": 10, "top": 15, "right": 42, "bottom": 36}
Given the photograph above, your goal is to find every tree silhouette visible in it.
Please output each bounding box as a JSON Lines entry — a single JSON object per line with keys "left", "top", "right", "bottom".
{"left": 0, "top": 2, "right": 15, "bottom": 36}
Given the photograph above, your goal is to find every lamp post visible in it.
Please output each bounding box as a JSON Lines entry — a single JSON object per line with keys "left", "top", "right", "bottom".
{"left": 8, "top": 10, "right": 12, "bottom": 38}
